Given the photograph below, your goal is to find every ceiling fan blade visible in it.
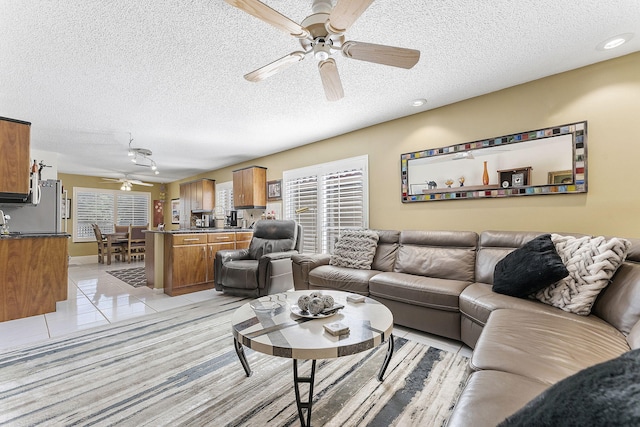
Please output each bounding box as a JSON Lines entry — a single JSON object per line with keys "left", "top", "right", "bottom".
{"left": 342, "top": 41, "right": 420, "bottom": 69}
{"left": 101, "top": 178, "right": 121, "bottom": 183}
{"left": 326, "top": 0, "right": 374, "bottom": 34}
{"left": 130, "top": 180, "right": 154, "bottom": 187}
{"left": 318, "top": 58, "right": 344, "bottom": 102}
{"left": 224, "top": 0, "right": 309, "bottom": 38}
{"left": 244, "top": 51, "right": 306, "bottom": 82}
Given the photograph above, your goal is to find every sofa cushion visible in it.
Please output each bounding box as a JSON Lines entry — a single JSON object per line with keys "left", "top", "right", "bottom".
{"left": 395, "top": 230, "right": 477, "bottom": 282}
{"left": 535, "top": 234, "right": 631, "bottom": 315}
{"left": 475, "top": 231, "right": 550, "bottom": 285}
{"left": 499, "top": 349, "right": 640, "bottom": 426}
{"left": 329, "top": 229, "right": 379, "bottom": 269}
{"left": 493, "top": 234, "right": 568, "bottom": 298}
{"left": 369, "top": 272, "right": 469, "bottom": 311}
{"left": 447, "top": 370, "right": 549, "bottom": 427}
{"left": 459, "top": 282, "right": 593, "bottom": 327}
{"left": 471, "top": 309, "right": 631, "bottom": 385}
{"left": 370, "top": 230, "right": 400, "bottom": 272}
{"left": 592, "top": 259, "right": 640, "bottom": 335}
{"left": 308, "top": 265, "right": 380, "bottom": 295}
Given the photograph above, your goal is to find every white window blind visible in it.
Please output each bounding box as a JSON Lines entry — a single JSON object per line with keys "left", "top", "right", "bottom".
{"left": 117, "top": 194, "right": 150, "bottom": 226}
{"left": 73, "top": 187, "right": 150, "bottom": 242}
{"left": 284, "top": 174, "right": 318, "bottom": 253}
{"left": 283, "top": 155, "right": 368, "bottom": 254}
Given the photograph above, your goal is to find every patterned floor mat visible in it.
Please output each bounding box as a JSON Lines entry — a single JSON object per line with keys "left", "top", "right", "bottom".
{"left": 106, "top": 267, "right": 147, "bottom": 288}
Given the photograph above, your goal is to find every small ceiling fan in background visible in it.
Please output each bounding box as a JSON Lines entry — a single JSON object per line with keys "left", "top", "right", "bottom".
{"left": 225, "top": 0, "right": 421, "bottom": 101}
{"left": 101, "top": 176, "right": 154, "bottom": 191}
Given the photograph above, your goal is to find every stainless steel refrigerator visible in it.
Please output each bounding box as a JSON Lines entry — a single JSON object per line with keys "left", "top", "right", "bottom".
{"left": 2, "top": 179, "right": 63, "bottom": 233}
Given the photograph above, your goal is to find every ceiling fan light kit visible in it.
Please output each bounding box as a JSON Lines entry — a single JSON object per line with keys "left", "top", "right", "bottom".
{"left": 225, "top": 0, "right": 421, "bottom": 101}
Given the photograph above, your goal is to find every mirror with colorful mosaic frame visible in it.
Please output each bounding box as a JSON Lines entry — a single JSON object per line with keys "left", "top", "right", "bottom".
{"left": 401, "top": 121, "right": 587, "bottom": 202}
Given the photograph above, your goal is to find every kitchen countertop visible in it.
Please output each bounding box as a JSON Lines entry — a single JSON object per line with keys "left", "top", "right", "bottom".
{"left": 0, "top": 232, "right": 70, "bottom": 239}
{"left": 146, "top": 228, "right": 252, "bottom": 234}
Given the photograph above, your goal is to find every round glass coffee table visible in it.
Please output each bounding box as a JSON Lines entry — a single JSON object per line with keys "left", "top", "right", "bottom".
{"left": 231, "top": 290, "right": 394, "bottom": 427}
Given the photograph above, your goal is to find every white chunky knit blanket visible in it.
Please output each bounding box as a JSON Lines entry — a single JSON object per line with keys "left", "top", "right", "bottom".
{"left": 535, "top": 234, "right": 631, "bottom": 315}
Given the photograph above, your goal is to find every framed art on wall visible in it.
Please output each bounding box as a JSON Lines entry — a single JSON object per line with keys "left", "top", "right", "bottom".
{"left": 267, "top": 179, "right": 282, "bottom": 201}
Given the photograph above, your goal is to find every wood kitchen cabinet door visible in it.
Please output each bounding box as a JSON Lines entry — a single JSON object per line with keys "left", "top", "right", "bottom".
{"left": 170, "top": 244, "right": 208, "bottom": 289}
{"left": 207, "top": 233, "right": 236, "bottom": 282}
{"left": 0, "top": 117, "right": 30, "bottom": 196}
{"left": 233, "top": 166, "right": 266, "bottom": 209}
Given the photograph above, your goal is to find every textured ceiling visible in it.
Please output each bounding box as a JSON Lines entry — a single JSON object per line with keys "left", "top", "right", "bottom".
{"left": 1, "top": 0, "right": 639, "bottom": 184}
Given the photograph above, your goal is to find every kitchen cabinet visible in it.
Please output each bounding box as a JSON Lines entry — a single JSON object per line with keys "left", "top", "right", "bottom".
{"left": 164, "top": 233, "right": 208, "bottom": 296}
{"left": 0, "top": 117, "right": 31, "bottom": 198}
{"left": 235, "top": 231, "right": 253, "bottom": 250}
{"left": 233, "top": 166, "right": 266, "bottom": 209}
{"left": 179, "top": 179, "right": 215, "bottom": 228}
{"left": 206, "top": 232, "right": 236, "bottom": 283}
{"left": 0, "top": 235, "right": 68, "bottom": 322}
{"left": 151, "top": 230, "right": 253, "bottom": 296}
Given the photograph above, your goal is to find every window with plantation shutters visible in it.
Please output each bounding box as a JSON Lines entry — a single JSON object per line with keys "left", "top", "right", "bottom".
{"left": 283, "top": 174, "right": 319, "bottom": 253}
{"left": 216, "top": 181, "right": 234, "bottom": 213}
{"left": 116, "top": 193, "right": 150, "bottom": 227}
{"left": 73, "top": 187, "right": 151, "bottom": 243}
{"left": 283, "top": 155, "right": 368, "bottom": 254}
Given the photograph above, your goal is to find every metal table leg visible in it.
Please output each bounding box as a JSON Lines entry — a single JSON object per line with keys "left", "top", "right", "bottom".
{"left": 293, "top": 359, "right": 316, "bottom": 427}
{"left": 234, "top": 336, "right": 253, "bottom": 377}
{"left": 377, "top": 333, "right": 394, "bottom": 381}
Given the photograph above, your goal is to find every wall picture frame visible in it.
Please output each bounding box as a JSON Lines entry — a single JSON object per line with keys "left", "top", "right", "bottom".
{"left": 171, "top": 198, "right": 180, "bottom": 224}
{"left": 548, "top": 170, "right": 573, "bottom": 185}
{"left": 267, "top": 179, "right": 282, "bottom": 201}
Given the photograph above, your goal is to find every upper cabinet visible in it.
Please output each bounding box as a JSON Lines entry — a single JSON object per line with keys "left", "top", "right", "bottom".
{"left": 179, "top": 178, "right": 215, "bottom": 228}
{"left": 233, "top": 166, "right": 266, "bottom": 209}
{"left": 0, "top": 117, "right": 31, "bottom": 198}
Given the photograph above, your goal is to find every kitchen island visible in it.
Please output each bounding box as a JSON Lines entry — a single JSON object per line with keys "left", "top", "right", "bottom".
{"left": 0, "top": 233, "right": 69, "bottom": 322}
{"left": 145, "top": 229, "right": 253, "bottom": 296}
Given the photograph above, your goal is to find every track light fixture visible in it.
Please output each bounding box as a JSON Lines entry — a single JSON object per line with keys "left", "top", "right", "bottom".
{"left": 127, "top": 134, "right": 159, "bottom": 175}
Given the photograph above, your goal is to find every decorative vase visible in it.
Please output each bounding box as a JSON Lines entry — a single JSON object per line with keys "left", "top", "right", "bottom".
{"left": 482, "top": 161, "right": 489, "bottom": 185}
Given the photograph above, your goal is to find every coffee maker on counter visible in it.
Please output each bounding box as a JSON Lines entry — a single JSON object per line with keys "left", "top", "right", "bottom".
{"left": 227, "top": 210, "right": 238, "bottom": 227}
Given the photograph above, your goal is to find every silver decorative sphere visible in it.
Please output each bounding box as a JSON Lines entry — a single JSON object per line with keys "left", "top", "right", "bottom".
{"left": 322, "top": 295, "right": 334, "bottom": 308}
{"left": 297, "top": 295, "right": 311, "bottom": 312}
{"left": 308, "top": 297, "right": 325, "bottom": 315}
{"left": 310, "top": 291, "right": 323, "bottom": 299}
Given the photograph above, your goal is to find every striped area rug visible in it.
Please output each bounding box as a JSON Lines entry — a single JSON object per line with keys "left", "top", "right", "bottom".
{"left": 0, "top": 296, "right": 469, "bottom": 426}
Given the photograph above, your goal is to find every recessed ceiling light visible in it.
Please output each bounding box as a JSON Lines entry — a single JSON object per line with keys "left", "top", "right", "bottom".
{"left": 597, "top": 33, "right": 634, "bottom": 50}
{"left": 411, "top": 98, "right": 427, "bottom": 107}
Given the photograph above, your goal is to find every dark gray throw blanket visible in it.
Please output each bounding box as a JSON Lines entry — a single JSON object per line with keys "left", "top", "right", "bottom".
{"left": 499, "top": 348, "right": 640, "bottom": 426}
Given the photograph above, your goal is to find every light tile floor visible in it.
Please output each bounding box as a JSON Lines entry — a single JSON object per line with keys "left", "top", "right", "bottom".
{"left": 0, "top": 256, "right": 472, "bottom": 358}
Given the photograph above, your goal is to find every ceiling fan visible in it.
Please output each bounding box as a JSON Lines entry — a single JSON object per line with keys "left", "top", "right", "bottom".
{"left": 225, "top": 0, "right": 421, "bottom": 101}
{"left": 101, "top": 176, "right": 154, "bottom": 191}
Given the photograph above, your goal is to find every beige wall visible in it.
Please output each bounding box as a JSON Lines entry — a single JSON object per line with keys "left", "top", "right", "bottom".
{"left": 163, "top": 52, "right": 640, "bottom": 240}
{"left": 58, "top": 173, "right": 162, "bottom": 256}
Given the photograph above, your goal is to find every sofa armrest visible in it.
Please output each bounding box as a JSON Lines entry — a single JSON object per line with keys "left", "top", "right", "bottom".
{"left": 292, "top": 253, "right": 331, "bottom": 290}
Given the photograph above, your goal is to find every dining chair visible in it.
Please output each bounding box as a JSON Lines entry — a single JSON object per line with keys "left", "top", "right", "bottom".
{"left": 126, "top": 223, "right": 147, "bottom": 263}
{"left": 92, "top": 223, "right": 125, "bottom": 264}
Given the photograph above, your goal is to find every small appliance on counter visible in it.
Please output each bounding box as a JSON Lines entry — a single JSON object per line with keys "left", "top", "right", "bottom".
{"left": 228, "top": 210, "right": 238, "bottom": 227}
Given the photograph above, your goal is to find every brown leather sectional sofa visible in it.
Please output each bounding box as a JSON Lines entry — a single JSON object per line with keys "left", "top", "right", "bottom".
{"left": 291, "top": 230, "right": 640, "bottom": 426}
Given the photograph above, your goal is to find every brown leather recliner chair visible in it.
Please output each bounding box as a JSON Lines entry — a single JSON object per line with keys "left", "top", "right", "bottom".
{"left": 214, "top": 219, "right": 303, "bottom": 297}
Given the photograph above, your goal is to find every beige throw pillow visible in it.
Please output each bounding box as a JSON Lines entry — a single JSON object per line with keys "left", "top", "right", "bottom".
{"left": 330, "top": 229, "right": 379, "bottom": 270}
{"left": 535, "top": 234, "right": 631, "bottom": 315}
